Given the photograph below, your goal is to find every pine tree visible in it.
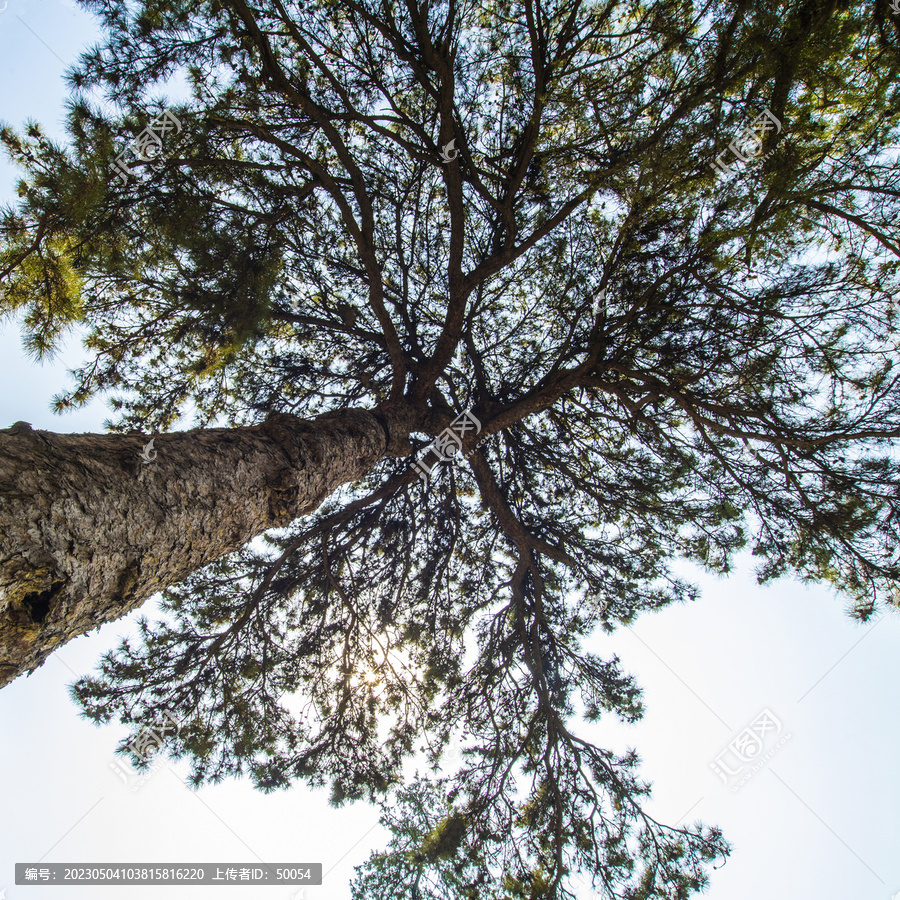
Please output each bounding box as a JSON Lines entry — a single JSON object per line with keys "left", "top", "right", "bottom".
{"left": 2, "top": 0, "right": 900, "bottom": 896}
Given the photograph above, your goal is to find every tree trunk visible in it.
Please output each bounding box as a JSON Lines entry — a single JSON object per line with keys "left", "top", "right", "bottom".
{"left": 0, "top": 408, "right": 394, "bottom": 689}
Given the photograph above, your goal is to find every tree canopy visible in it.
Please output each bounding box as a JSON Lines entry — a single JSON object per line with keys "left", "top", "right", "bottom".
{"left": 3, "top": 0, "right": 900, "bottom": 896}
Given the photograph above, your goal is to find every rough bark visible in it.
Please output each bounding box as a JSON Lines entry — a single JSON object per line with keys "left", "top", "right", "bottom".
{"left": 0, "top": 407, "right": 396, "bottom": 689}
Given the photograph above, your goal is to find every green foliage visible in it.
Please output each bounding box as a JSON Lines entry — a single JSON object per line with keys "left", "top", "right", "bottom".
{"left": 420, "top": 812, "right": 469, "bottom": 862}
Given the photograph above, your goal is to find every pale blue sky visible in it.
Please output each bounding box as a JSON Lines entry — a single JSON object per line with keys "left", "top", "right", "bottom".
{"left": 0, "top": 4, "right": 898, "bottom": 899}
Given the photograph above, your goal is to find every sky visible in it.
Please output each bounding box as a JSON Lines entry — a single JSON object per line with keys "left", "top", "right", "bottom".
{"left": 0, "top": 4, "right": 898, "bottom": 900}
